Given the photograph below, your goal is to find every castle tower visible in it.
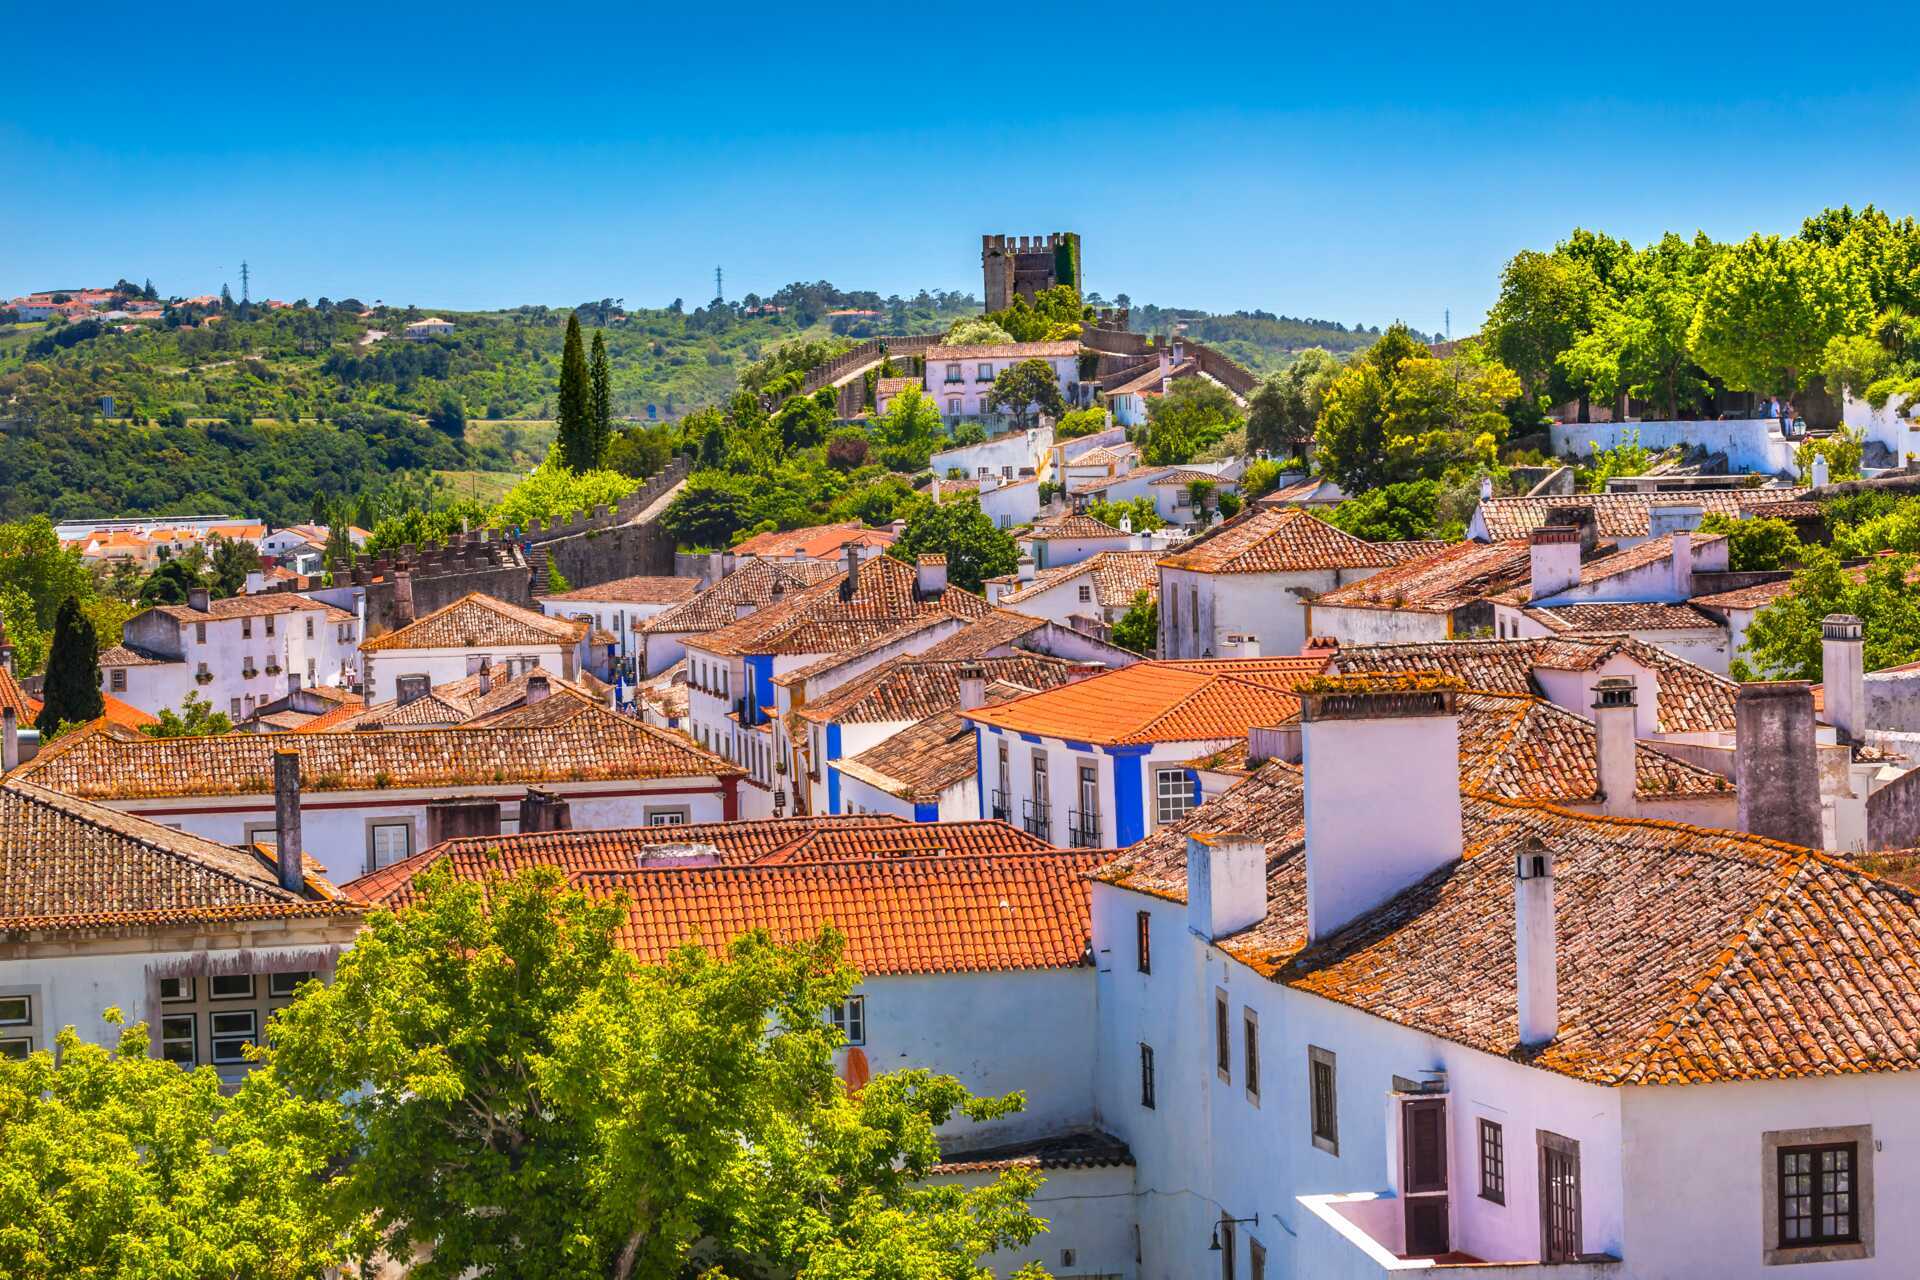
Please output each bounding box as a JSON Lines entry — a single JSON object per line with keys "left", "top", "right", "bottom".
{"left": 981, "top": 232, "right": 1080, "bottom": 310}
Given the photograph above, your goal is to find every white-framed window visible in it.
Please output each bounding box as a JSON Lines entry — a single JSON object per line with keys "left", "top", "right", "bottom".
{"left": 1156, "top": 768, "right": 1194, "bottom": 824}
{"left": 159, "top": 1013, "right": 197, "bottom": 1065}
{"left": 368, "top": 822, "right": 412, "bottom": 873}
{"left": 977, "top": 362, "right": 994, "bottom": 382}
{"left": 230, "top": 697, "right": 243, "bottom": 718}
{"left": 108, "top": 667, "right": 127, "bottom": 692}
{"left": 160, "top": 976, "right": 195, "bottom": 1002}
{"left": 0, "top": 990, "right": 33, "bottom": 1058}
{"left": 268, "top": 971, "right": 315, "bottom": 999}
{"left": 209, "top": 1009, "right": 257, "bottom": 1064}
{"left": 945, "top": 363, "right": 962, "bottom": 384}
{"left": 210, "top": 974, "right": 255, "bottom": 1000}
{"left": 265, "top": 615, "right": 275, "bottom": 637}
{"left": 0, "top": 994, "right": 31, "bottom": 1027}
{"left": 948, "top": 398, "right": 962, "bottom": 416}
{"left": 829, "top": 995, "right": 866, "bottom": 1045}
{"left": 241, "top": 618, "right": 252, "bottom": 639}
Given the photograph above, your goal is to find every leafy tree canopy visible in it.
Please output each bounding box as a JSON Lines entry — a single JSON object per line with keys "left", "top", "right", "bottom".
{"left": 1313, "top": 328, "right": 1517, "bottom": 492}
{"left": 142, "top": 689, "right": 235, "bottom": 737}
{"left": 1734, "top": 548, "right": 1920, "bottom": 680}
{"left": 887, "top": 496, "right": 1019, "bottom": 593}
{"left": 984, "top": 360, "right": 1065, "bottom": 428}
{"left": 1245, "top": 348, "right": 1340, "bottom": 457}
{"left": 1142, "top": 379, "right": 1242, "bottom": 466}
{"left": 1111, "top": 590, "right": 1157, "bottom": 655}
{"left": 1697, "top": 513, "right": 1802, "bottom": 572}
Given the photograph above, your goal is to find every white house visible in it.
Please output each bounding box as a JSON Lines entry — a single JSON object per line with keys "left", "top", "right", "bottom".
{"left": 111, "top": 588, "right": 359, "bottom": 721}
{"left": 14, "top": 705, "right": 742, "bottom": 886}
{"left": 1020, "top": 513, "right": 1135, "bottom": 570}
{"left": 1157, "top": 509, "right": 1444, "bottom": 659}
{"left": 402, "top": 317, "right": 454, "bottom": 340}
{"left": 359, "top": 592, "right": 590, "bottom": 704}
{"left": 923, "top": 341, "right": 1081, "bottom": 420}
{"left": 1309, "top": 539, "right": 1533, "bottom": 645}
{"left": 540, "top": 574, "right": 700, "bottom": 666}
{"left": 930, "top": 424, "right": 1053, "bottom": 483}
{"left": 635, "top": 558, "right": 840, "bottom": 677}
{"left": 988, "top": 551, "right": 1161, "bottom": 631}
{"left": 259, "top": 523, "right": 371, "bottom": 560}
{"left": 0, "top": 774, "right": 362, "bottom": 1078}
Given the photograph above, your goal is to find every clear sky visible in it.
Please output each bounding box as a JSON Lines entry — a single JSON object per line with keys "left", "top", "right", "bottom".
{"left": 7, "top": 1, "right": 1917, "bottom": 332}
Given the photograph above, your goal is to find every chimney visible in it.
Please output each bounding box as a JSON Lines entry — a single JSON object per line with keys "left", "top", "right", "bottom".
{"left": 271, "top": 749, "right": 306, "bottom": 893}
{"left": 1217, "top": 633, "right": 1261, "bottom": 660}
{"left": 1480, "top": 475, "right": 1494, "bottom": 502}
{"left": 1303, "top": 682, "right": 1463, "bottom": 941}
{"left": 525, "top": 674, "right": 550, "bottom": 705}
{"left": 477, "top": 661, "right": 493, "bottom": 696}
{"left": 1811, "top": 452, "right": 1831, "bottom": 487}
{"left": 843, "top": 545, "right": 862, "bottom": 599}
{"left": 1822, "top": 613, "right": 1865, "bottom": 744}
{"left": 1119, "top": 514, "right": 1132, "bottom": 534}
{"left": 956, "top": 664, "right": 987, "bottom": 712}
{"left": 1246, "top": 723, "right": 1301, "bottom": 767}
{"left": 1734, "top": 682, "right": 1822, "bottom": 848}
{"left": 916, "top": 555, "right": 948, "bottom": 598}
{"left": 1591, "top": 676, "right": 1638, "bottom": 817}
{"left": 708, "top": 550, "right": 727, "bottom": 584}
{"left": 1514, "top": 839, "right": 1559, "bottom": 1046}
{"left": 1017, "top": 554, "right": 1036, "bottom": 584}
{"left": 2, "top": 706, "right": 16, "bottom": 772}
{"left": 1185, "top": 834, "right": 1267, "bottom": 941}
{"left": 1669, "top": 528, "right": 1693, "bottom": 599}
{"left": 1528, "top": 525, "right": 1582, "bottom": 602}
{"left": 187, "top": 585, "right": 210, "bottom": 613}
{"left": 1647, "top": 501, "right": 1703, "bottom": 540}
{"left": 519, "top": 787, "right": 574, "bottom": 833}
{"left": 394, "top": 570, "right": 416, "bottom": 623}
{"left": 931, "top": 475, "right": 942, "bottom": 503}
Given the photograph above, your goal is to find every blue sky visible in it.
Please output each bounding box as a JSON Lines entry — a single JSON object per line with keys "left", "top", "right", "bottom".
{"left": 7, "top": 1, "right": 1917, "bottom": 332}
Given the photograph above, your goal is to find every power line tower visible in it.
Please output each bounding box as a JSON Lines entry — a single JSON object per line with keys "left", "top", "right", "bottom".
{"left": 239, "top": 260, "right": 251, "bottom": 304}
{"left": 714, "top": 266, "right": 723, "bottom": 303}
{"left": 1444, "top": 308, "right": 1451, "bottom": 341}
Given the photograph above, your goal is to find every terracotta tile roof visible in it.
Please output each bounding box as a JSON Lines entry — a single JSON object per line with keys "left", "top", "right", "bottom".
{"left": 343, "top": 814, "right": 1055, "bottom": 907}
{"left": 1023, "top": 513, "right": 1129, "bottom": 541}
{"left": 1106, "top": 363, "right": 1192, "bottom": 398}
{"left": 1453, "top": 692, "right": 1732, "bottom": 801}
{"left": 1741, "top": 498, "right": 1822, "bottom": 520}
{"left": 838, "top": 682, "right": 1048, "bottom": 802}
{"left": 1522, "top": 602, "right": 1728, "bottom": 633}
{"left": 17, "top": 703, "right": 735, "bottom": 800}
{"left": 1145, "top": 467, "right": 1237, "bottom": 487}
{"left": 543, "top": 575, "right": 701, "bottom": 605}
{"left": 361, "top": 592, "right": 584, "bottom": 653}
{"left": 1099, "top": 762, "right": 1920, "bottom": 1085}
{"left": 0, "top": 777, "right": 359, "bottom": 931}
{"left": 927, "top": 341, "right": 1079, "bottom": 360}
{"left": 798, "top": 655, "right": 1080, "bottom": 725}
{"left": 1259, "top": 476, "right": 1342, "bottom": 506}
{"left": 694, "top": 555, "right": 985, "bottom": 659}
{"left": 1071, "top": 466, "right": 1176, "bottom": 495}
{"left": 1063, "top": 443, "right": 1138, "bottom": 466}
{"left": 637, "top": 660, "right": 689, "bottom": 720}
{"left": 597, "top": 853, "right": 1098, "bottom": 975}
{"left": 875, "top": 376, "right": 920, "bottom": 395}
{"left": 97, "top": 644, "right": 167, "bottom": 667}
{"left": 963, "top": 657, "right": 1329, "bottom": 746}
{"left": 932, "top": 1129, "right": 1134, "bottom": 1175}
{"left": 913, "top": 610, "right": 1050, "bottom": 659}
{"left": 97, "top": 694, "right": 158, "bottom": 730}
{"left": 1561, "top": 531, "right": 1725, "bottom": 590}
{"left": 1473, "top": 488, "right": 1807, "bottom": 541}
{"left": 638, "top": 559, "right": 841, "bottom": 635}
{"left": 149, "top": 594, "right": 351, "bottom": 624}
{"left": 1313, "top": 540, "right": 1533, "bottom": 614}
{"left": 1157, "top": 509, "right": 1404, "bottom": 574}
{"left": 731, "top": 522, "right": 895, "bottom": 560}
{"left": 1331, "top": 636, "right": 1737, "bottom": 735}
{"left": 1690, "top": 577, "right": 1798, "bottom": 610}
{"left": 0, "top": 666, "right": 34, "bottom": 723}
{"left": 296, "top": 667, "right": 601, "bottom": 732}
{"left": 1000, "top": 551, "right": 1161, "bottom": 610}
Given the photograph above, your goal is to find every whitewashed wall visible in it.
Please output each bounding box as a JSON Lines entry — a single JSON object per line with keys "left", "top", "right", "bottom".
{"left": 1549, "top": 419, "right": 1796, "bottom": 475}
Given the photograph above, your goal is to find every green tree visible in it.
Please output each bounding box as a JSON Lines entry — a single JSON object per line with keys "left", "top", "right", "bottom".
{"left": 1582, "top": 431, "right": 1655, "bottom": 493}
{"left": 1734, "top": 548, "right": 1920, "bottom": 679}
{"left": 589, "top": 329, "right": 614, "bottom": 465}
{"left": 1697, "top": 513, "right": 1801, "bottom": 572}
{"left": 429, "top": 391, "right": 467, "bottom": 437}
{"left": 1324, "top": 480, "right": 1444, "bottom": 542}
{"left": 1485, "top": 248, "right": 1606, "bottom": 406}
{"left": 267, "top": 865, "right": 1046, "bottom": 1280}
{"left": 985, "top": 360, "right": 1066, "bottom": 428}
{"left": 1186, "top": 479, "right": 1218, "bottom": 527}
{"left": 143, "top": 689, "right": 236, "bottom": 737}
{"left": 1142, "top": 379, "right": 1242, "bottom": 466}
{"left": 945, "top": 317, "right": 1015, "bottom": 346}
{"left": 0, "top": 1013, "right": 368, "bottom": 1279}
{"left": 1559, "top": 233, "right": 1715, "bottom": 419}
{"left": 1313, "top": 329, "right": 1517, "bottom": 492}
{"left": 1054, "top": 406, "right": 1109, "bottom": 439}
{"left": 1237, "top": 458, "right": 1286, "bottom": 500}
{"left": 872, "top": 386, "right": 946, "bottom": 472}
{"left": 556, "top": 314, "right": 596, "bottom": 471}
{"left": 1110, "top": 590, "right": 1158, "bottom": 656}
{"left": 1688, "top": 234, "right": 1872, "bottom": 394}
{"left": 660, "top": 475, "right": 755, "bottom": 550}
{"left": 137, "top": 559, "right": 202, "bottom": 606}
{"left": 887, "top": 496, "right": 1019, "bottom": 593}
{"left": 1245, "top": 348, "right": 1339, "bottom": 457}
{"left": 492, "top": 448, "right": 640, "bottom": 531}
{"left": 207, "top": 534, "right": 261, "bottom": 598}
{"left": 1085, "top": 495, "right": 1164, "bottom": 533}
{"left": 1820, "top": 333, "right": 1892, "bottom": 399}
{"left": 36, "top": 596, "right": 103, "bottom": 734}
{"left": 0, "top": 516, "right": 94, "bottom": 634}
{"left": 1795, "top": 428, "right": 1864, "bottom": 483}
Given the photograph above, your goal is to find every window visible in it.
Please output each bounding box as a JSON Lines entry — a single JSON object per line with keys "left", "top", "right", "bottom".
{"left": 646, "top": 807, "right": 689, "bottom": 826}
{"left": 195, "top": 623, "right": 207, "bottom": 644}
{"left": 1135, "top": 910, "right": 1151, "bottom": 974}
{"left": 211, "top": 974, "right": 255, "bottom": 1000}
{"left": 829, "top": 995, "right": 865, "bottom": 1045}
{"left": 160, "top": 1014, "right": 197, "bottom": 1064}
{"left": 368, "top": 822, "right": 412, "bottom": 873}
{"left": 1155, "top": 768, "right": 1194, "bottom": 825}
{"left": 305, "top": 617, "right": 314, "bottom": 638}
{"left": 1480, "top": 1119, "right": 1505, "bottom": 1204}
{"left": 1215, "top": 990, "right": 1232, "bottom": 1081}
{"left": 945, "top": 363, "right": 963, "bottom": 384}
{"left": 230, "top": 697, "right": 243, "bottom": 718}
{"left": 1309, "top": 1045, "right": 1338, "bottom": 1154}
{"left": 160, "top": 976, "right": 194, "bottom": 1002}
{"left": 1780, "top": 1143, "right": 1858, "bottom": 1247}
{"left": 1190, "top": 586, "right": 1199, "bottom": 640}
{"left": 209, "top": 1009, "right": 257, "bottom": 1064}
{"left": 307, "top": 658, "right": 316, "bottom": 682}
{"left": 1078, "top": 584, "right": 1093, "bottom": 603}
{"left": 265, "top": 615, "right": 275, "bottom": 637}
{"left": 1538, "top": 1130, "right": 1581, "bottom": 1262}
{"left": 241, "top": 618, "right": 252, "bottom": 639}
{"left": 1244, "top": 1008, "right": 1260, "bottom": 1104}
{"left": 1139, "top": 1043, "right": 1156, "bottom": 1109}
{"left": 396, "top": 674, "right": 430, "bottom": 703}
{"left": 0, "top": 995, "right": 30, "bottom": 1026}
{"left": 268, "top": 971, "right": 315, "bottom": 999}
{"left": 977, "top": 362, "right": 994, "bottom": 382}
{"left": 110, "top": 667, "right": 126, "bottom": 692}
{"left": 948, "top": 398, "right": 962, "bottom": 416}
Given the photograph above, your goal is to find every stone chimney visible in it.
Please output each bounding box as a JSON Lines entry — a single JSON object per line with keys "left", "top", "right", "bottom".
{"left": 916, "top": 555, "right": 948, "bottom": 598}
{"left": 394, "top": 570, "right": 416, "bottom": 624}
{"left": 1514, "top": 838, "right": 1559, "bottom": 1047}
{"left": 1528, "top": 525, "right": 1582, "bottom": 602}
{"left": 520, "top": 787, "right": 573, "bottom": 833}
{"left": 2, "top": 706, "right": 17, "bottom": 772}
{"left": 271, "top": 749, "right": 306, "bottom": 894}
{"left": 188, "top": 585, "right": 211, "bottom": 613}
{"left": 1186, "top": 834, "right": 1267, "bottom": 941}
{"left": 956, "top": 664, "right": 987, "bottom": 712}
{"left": 1591, "top": 676, "right": 1638, "bottom": 817}
{"left": 1822, "top": 613, "right": 1865, "bottom": 745}
{"left": 1734, "top": 682, "right": 1822, "bottom": 848}
{"left": 1303, "top": 683, "right": 1463, "bottom": 942}
{"left": 476, "top": 661, "right": 493, "bottom": 696}
{"left": 842, "top": 545, "right": 862, "bottom": 600}
{"left": 525, "top": 674, "right": 550, "bottom": 705}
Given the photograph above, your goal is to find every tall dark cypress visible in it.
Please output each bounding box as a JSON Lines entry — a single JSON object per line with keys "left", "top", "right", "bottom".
{"left": 589, "top": 329, "right": 613, "bottom": 469}
{"left": 37, "top": 596, "right": 103, "bottom": 734}
{"left": 556, "top": 314, "right": 592, "bottom": 471}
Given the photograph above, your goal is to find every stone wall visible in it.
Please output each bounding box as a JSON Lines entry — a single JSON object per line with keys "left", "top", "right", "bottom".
{"left": 540, "top": 518, "right": 677, "bottom": 591}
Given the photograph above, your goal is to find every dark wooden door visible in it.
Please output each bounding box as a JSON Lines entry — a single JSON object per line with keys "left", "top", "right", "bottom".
{"left": 1402, "top": 1098, "right": 1449, "bottom": 1256}
{"left": 1539, "top": 1131, "right": 1582, "bottom": 1262}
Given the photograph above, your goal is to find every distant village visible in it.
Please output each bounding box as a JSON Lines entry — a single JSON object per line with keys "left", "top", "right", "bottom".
{"left": 9, "top": 229, "right": 1920, "bottom": 1278}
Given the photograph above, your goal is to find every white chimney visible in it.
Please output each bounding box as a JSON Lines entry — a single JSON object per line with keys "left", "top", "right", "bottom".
{"left": 1246, "top": 723, "right": 1301, "bottom": 767}
{"left": 917, "top": 556, "right": 948, "bottom": 597}
{"left": 1303, "top": 683, "right": 1463, "bottom": 941}
{"left": 1514, "top": 839, "right": 1559, "bottom": 1047}
{"left": 525, "top": 674, "right": 550, "bottom": 704}
{"left": 932, "top": 475, "right": 943, "bottom": 502}
{"left": 1186, "top": 834, "right": 1267, "bottom": 941}
{"left": 1217, "top": 633, "right": 1261, "bottom": 660}
{"left": 271, "top": 749, "right": 306, "bottom": 894}
{"left": 956, "top": 664, "right": 987, "bottom": 712}
{"left": 1669, "top": 528, "right": 1693, "bottom": 599}
{"left": 1528, "top": 525, "right": 1582, "bottom": 602}
{"left": 1480, "top": 475, "right": 1494, "bottom": 501}
{"left": 477, "top": 661, "right": 493, "bottom": 696}
{"left": 1647, "top": 502, "right": 1703, "bottom": 539}
{"left": 1822, "top": 613, "right": 1865, "bottom": 743}
{"left": 1811, "top": 452, "right": 1831, "bottom": 487}
{"left": 1119, "top": 514, "right": 1132, "bottom": 534}
{"left": 2, "top": 706, "right": 16, "bottom": 772}
{"left": 1591, "top": 676, "right": 1638, "bottom": 817}
{"left": 1017, "top": 555, "right": 1036, "bottom": 584}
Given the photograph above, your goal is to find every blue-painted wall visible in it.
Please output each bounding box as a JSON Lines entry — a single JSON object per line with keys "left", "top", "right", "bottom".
{"left": 826, "top": 722, "right": 843, "bottom": 814}
{"left": 1106, "top": 745, "right": 1152, "bottom": 846}
{"left": 744, "top": 654, "right": 775, "bottom": 725}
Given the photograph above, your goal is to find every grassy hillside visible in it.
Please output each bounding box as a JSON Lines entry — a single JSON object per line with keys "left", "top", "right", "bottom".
{"left": 1122, "top": 303, "right": 1433, "bottom": 374}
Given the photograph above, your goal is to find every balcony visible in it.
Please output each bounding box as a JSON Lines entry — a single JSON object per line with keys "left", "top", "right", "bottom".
{"left": 1067, "top": 809, "right": 1102, "bottom": 848}
{"left": 990, "top": 789, "right": 1011, "bottom": 822}
{"left": 1021, "top": 799, "right": 1052, "bottom": 843}
{"left": 1296, "top": 1193, "right": 1620, "bottom": 1277}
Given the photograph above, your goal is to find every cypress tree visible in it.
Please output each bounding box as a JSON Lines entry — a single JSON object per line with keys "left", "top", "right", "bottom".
{"left": 37, "top": 596, "right": 103, "bottom": 734}
{"left": 556, "top": 314, "right": 592, "bottom": 471}
{"left": 589, "top": 330, "right": 613, "bottom": 468}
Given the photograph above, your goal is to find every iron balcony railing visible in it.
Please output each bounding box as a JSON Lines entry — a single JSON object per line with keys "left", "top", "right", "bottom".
{"left": 1067, "top": 809, "right": 1102, "bottom": 849}
{"left": 1021, "top": 799, "right": 1052, "bottom": 842}
{"left": 990, "top": 789, "right": 1011, "bottom": 822}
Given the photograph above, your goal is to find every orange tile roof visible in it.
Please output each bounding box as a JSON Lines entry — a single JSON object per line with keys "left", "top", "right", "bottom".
{"left": 0, "top": 777, "right": 360, "bottom": 932}
{"left": 963, "top": 657, "right": 1328, "bottom": 746}
{"left": 544, "top": 575, "right": 702, "bottom": 605}
{"left": 694, "top": 554, "right": 985, "bottom": 658}
{"left": 1157, "top": 508, "right": 1404, "bottom": 574}
{"left": 360, "top": 592, "right": 585, "bottom": 652}
{"left": 299, "top": 667, "right": 603, "bottom": 733}
{"left": 999, "top": 551, "right": 1160, "bottom": 610}
{"left": 17, "top": 703, "right": 735, "bottom": 800}
{"left": 1313, "top": 539, "right": 1533, "bottom": 614}
{"left": 0, "top": 665, "right": 34, "bottom": 723}
{"left": 1690, "top": 577, "right": 1799, "bottom": 610}
{"left": 148, "top": 594, "right": 351, "bottom": 624}
{"left": 1521, "top": 602, "right": 1727, "bottom": 633}
{"left": 343, "top": 814, "right": 1055, "bottom": 907}
{"left": 927, "top": 341, "right": 1079, "bottom": 359}
{"left": 797, "top": 654, "right": 1080, "bottom": 725}
{"left": 639, "top": 559, "right": 841, "bottom": 635}
{"left": 1474, "top": 489, "right": 1807, "bottom": 541}
{"left": 731, "top": 523, "right": 896, "bottom": 560}
{"left": 1098, "top": 761, "right": 1920, "bottom": 1085}
{"left": 838, "top": 682, "right": 1052, "bottom": 802}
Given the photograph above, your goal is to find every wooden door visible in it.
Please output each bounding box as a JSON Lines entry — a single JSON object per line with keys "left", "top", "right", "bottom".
{"left": 1402, "top": 1098, "right": 1449, "bottom": 1256}
{"left": 1539, "top": 1130, "right": 1582, "bottom": 1262}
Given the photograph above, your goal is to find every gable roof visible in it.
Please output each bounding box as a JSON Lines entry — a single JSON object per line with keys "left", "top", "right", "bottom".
{"left": 543, "top": 575, "right": 701, "bottom": 605}
{"left": 17, "top": 703, "right": 735, "bottom": 800}
{"left": 1022, "top": 513, "right": 1129, "bottom": 541}
{"left": 963, "top": 657, "right": 1329, "bottom": 746}
{"left": 998, "top": 551, "right": 1161, "bottom": 610}
{"left": 838, "top": 682, "right": 1050, "bottom": 803}
{"left": 1313, "top": 539, "right": 1534, "bottom": 615}
{"left": 1521, "top": 602, "right": 1728, "bottom": 634}
{"left": 1157, "top": 508, "right": 1410, "bottom": 575}
{"left": 639, "top": 558, "right": 841, "bottom": 635}
{"left": 692, "top": 554, "right": 986, "bottom": 659}
{"left": 796, "top": 654, "right": 1081, "bottom": 726}
{"left": 914, "top": 609, "right": 1051, "bottom": 659}
{"left": 296, "top": 666, "right": 603, "bottom": 733}
{"left": 927, "top": 341, "right": 1079, "bottom": 360}
{"left": 0, "top": 777, "right": 358, "bottom": 932}
{"left": 360, "top": 592, "right": 585, "bottom": 653}
{"left": 731, "top": 523, "right": 896, "bottom": 560}
{"left": 147, "top": 594, "right": 352, "bottom": 624}
{"left": 1473, "top": 488, "right": 1808, "bottom": 541}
